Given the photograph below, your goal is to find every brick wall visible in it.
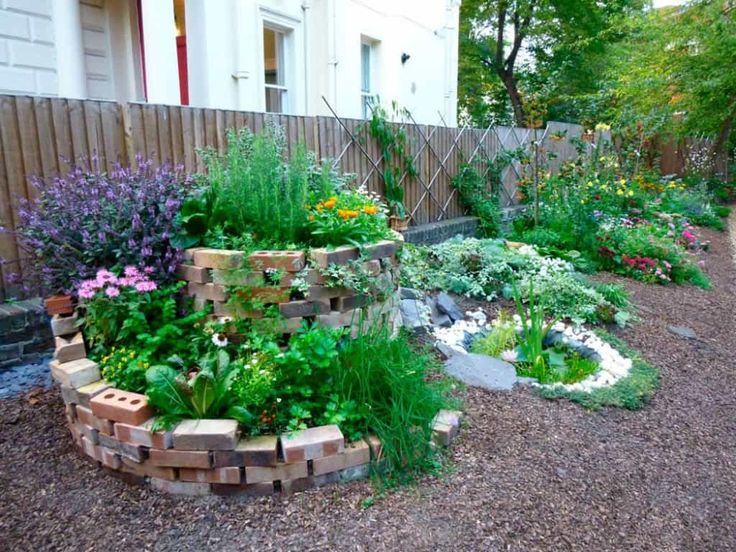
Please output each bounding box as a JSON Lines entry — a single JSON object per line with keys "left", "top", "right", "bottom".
{"left": 0, "top": 298, "right": 53, "bottom": 368}
{"left": 0, "top": 0, "right": 58, "bottom": 95}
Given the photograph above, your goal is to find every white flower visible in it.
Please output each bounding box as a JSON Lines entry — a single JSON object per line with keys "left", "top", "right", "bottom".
{"left": 500, "top": 349, "right": 518, "bottom": 363}
{"left": 211, "top": 333, "right": 228, "bottom": 348}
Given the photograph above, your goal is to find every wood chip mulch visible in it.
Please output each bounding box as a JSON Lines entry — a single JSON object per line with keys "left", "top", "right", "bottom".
{"left": 2, "top": 216, "right": 735, "bottom": 551}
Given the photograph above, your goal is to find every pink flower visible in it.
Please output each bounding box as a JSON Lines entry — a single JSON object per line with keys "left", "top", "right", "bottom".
{"left": 105, "top": 286, "right": 120, "bottom": 298}
{"left": 134, "top": 280, "right": 157, "bottom": 292}
{"left": 123, "top": 265, "right": 141, "bottom": 278}
{"left": 698, "top": 260, "right": 705, "bottom": 267}
{"left": 681, "top": 230, "right": 696, "bottom": 243}
{"left": 79, "top": 287, "right": 96, "bottom": 300}
{"left": 143, "top": 266, "right": 155, "bottom": 274}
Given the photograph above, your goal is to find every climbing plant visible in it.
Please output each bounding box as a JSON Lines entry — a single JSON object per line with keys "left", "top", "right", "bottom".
{"left": 362, "top": 101, "right": 417, "bottom": 220}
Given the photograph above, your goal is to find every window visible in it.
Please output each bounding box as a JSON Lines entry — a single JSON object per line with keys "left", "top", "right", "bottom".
{"left": 361, "top": 41, "right": 375, "bottom": 118}
{"left": 264, "top": 27, "right": 288, "bottom": 113}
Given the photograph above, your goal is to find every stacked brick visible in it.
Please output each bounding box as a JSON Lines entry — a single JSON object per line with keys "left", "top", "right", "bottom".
{"left": 176, "top": 239, "right": 402, "bottom": 336}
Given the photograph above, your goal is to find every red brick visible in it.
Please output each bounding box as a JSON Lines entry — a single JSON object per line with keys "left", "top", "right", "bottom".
{"left": 45, "top": 294, "right": 73, "bottom": 316}
{"left": 211, "top": 482, "right": 274, "bottom": 496}
{"left": 310, "top": 246, "right": 360, "bottom": 268}
{"left": 211, "top": 269, "right": 263, "bottom": 286}
{"left": 90, "top": 388, "right": 153, "bottom": 425}
{"left": 176, "top": 264, "right": 211, "bottom": 283}
{"left": 120, "top": 457, "right": 177, "bottom": 480}
{"left": 182, "top": 247, "right": 206, "bottom": 262}
{"left": 149, "top": 478, "right": 211, "bottom": 496}
{"left": 280, "top": 477, "right": 313, "bottom": 494}
{"left": 191, "top": 248, "right": 244, "bottom": 269}
{"left": 280, "top": 425, "right": 344, "bottom": 463}
{"left": 75, "top": 404, "right": 114, "bottom": 435}
{"left": 212, "top": 435, "right": 278, "bottom": 467}
{"left": 60, "top": 380, "right": 110, "bottom": 408}
{"left": 172, "top": 419, "right": 239, "bottom": 450}
{"left": 431, "top": 421, "right": 457, "bottom": 447}
{"left": 363, "top": 240, "right": 399, "bottom": 260}
{"left": 187, "top": 282, "right": 227, "bottom": 302}
{"left": 366, "top": 434, "right": 383, "bottom": 460}
{"left": 78, "top": 423, "right": 99, "bottom": 444}
{"left": 245, "top": 462, "right": 308, "bottom": 484}
{"left": 236, "top": 287, "right": 290, "bottom": 304}
{"left": 99, "top": 447, "right": 122, "bottom": 470}
{"left": 50, "top": 358, "right": 101, "bottom": 389}
{"left": 114, "top": 419, "right": 172, "bottom": 449}
{"left": 54, "top": 332, "right": 86, "bottom": 363}
{"left": 248, "top": 250, "right": 306, "bottom": 272}
{"left": 50, "top": 312, "right": 79, "bottom": 337}
{"left": 278, "top": 300, "right": 330, "bottom": 318}
{"left": 148, "top": 448, "right": 211, "bottom": 469}
{"left": 306, "top": 286, "right": 354, "bottom": 301}
{"left": 312, "top": 440, "right": 371, "bottom": 476}
{"left": 80, "top": 435, "right": 101, "bottom": 462}
{"left": 179, "top": 467, "right": 241, "bottom": 484}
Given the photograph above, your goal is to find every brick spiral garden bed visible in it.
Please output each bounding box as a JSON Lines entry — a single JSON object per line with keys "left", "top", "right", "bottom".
{"left": 48, "top": 238, "right": 462, "bottom": 496}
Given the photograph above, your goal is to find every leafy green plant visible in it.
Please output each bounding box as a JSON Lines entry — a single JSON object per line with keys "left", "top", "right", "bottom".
{"left": 451, "top": 163, "right": 501, "bottom": 237}
{"left": 329, "top": 324, "right": 455, "bottom": 481}
{"left": 471, "top": 311, "right": 516, "bottom": 356}
{"left": 146, "top": 350, "right": 255, "bottom": 429}
{"left": 362, "top": 101, "right": 416, "bottom": 218}
{"left": 512, "top": 283, "right": 560, "bottom": 379}
{"left": 99, "top": 346, "right": 149, "bottom": 393}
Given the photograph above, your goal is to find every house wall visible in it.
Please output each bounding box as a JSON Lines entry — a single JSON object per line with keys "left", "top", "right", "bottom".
{"left": 0, "top": 0, "right": 459, "bottom": 124}
{"left": 0, "top": 0, "right": 57, "bottom": 95}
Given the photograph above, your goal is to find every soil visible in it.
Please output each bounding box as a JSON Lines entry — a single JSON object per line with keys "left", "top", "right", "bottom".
{"left": 1, "top": 218, "right": 735, "bottom": 551}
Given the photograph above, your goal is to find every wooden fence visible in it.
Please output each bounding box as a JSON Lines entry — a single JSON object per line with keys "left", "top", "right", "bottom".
{"left": 0, "top": 94, "right": 587, "bottom": 299}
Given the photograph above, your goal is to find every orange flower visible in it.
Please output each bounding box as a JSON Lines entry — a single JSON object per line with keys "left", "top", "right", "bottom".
{"left": 338, "top": 209, "right": 359, "bottom": 220}
{"left": 323, "top": 196, "right": 338, "bottom": 209}
{"left": 363, "top": 205, "right": 378, "bottom": 215}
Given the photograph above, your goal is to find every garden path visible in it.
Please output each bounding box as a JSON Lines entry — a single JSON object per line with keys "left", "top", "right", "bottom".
{"left": 1, "top": 218, "right": 735, "bottom": 551}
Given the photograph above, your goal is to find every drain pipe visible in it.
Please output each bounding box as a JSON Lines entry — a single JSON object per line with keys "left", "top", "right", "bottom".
{"left": 302, "top": 0, "right": 312, "bottom": 114}
{"left": 326, "top": 0, "right": 338, "bottom": 112}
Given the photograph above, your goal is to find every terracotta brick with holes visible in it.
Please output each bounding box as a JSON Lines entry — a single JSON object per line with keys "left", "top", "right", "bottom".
{"left": 89, "top": 389, "right": 153, "bottom": 426}
{"left": 248, "top": 250, "right": 306, "bottom": 272}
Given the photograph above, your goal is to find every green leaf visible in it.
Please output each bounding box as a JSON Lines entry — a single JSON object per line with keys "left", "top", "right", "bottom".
{"left": 145, "top": 366, "right": 191, "bottom": 417}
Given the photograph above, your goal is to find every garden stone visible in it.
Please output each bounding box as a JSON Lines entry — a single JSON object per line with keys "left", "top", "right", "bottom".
{"left": 444, "top": 353, "right": 517, "bottom": 391}
{"left": 435, "top": 341, "right": 459, "bottom": 359}
{"left": 425, "top": 297, "right": 452, "bottom": 328}
{"left": 668, "top": 325, "right": 697, "bottom": 339}
{"left": 516, "top": 376, "right": 538, "bottom": 386}
{"left": 399, "top": 287, "right": 423, "bottom": 300}
{"left": 436, "top": 292, "right": 464, "bottom": 322}
{"left": 399, "top": 299, "right": 428, "bottom": 329}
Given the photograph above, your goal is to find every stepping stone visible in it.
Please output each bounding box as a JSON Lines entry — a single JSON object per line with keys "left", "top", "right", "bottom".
{"left": 668, "top": 325, "right": 697, "bottom": 339}
{"left": 399, "top": 287, "right": 423, "bottom": 300}
{"left": 444, "top": 353, "right": 517, "bottom": 391}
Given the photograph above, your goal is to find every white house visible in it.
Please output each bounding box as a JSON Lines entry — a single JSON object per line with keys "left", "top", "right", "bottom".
{"left": 0, "top": 0, "right": 460, "bottom": 125}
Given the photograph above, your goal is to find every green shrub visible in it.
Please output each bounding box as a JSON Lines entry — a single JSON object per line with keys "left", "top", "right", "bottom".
{"left": 451, "top": 164, "right": 501, "bottom": 237}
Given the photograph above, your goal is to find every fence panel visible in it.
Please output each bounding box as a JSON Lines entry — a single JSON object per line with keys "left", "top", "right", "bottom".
{"left": 0, "top": 94, "right": 601, "bottom": 299}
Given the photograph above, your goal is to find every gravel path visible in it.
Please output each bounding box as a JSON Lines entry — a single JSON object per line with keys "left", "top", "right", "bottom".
{"left": 1, "top": 220, "right": 735, "bottom": 551}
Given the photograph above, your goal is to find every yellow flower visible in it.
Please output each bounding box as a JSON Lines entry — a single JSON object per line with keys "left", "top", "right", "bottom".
{"left": 616, "top": 189, "right": 624, "bottom": 196}
{"left": 595, "top": 123, "right": 611, "bottom": 131}
{"left": 627, "top": 190, "right": 634, "bottom": 197}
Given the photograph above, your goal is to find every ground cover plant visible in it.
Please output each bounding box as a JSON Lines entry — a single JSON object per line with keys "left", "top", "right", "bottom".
{"left": 400, "top": 237, "right": 631, "bottom": 326}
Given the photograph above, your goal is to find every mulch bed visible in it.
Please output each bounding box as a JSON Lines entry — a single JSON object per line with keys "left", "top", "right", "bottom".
{"left": 2, "top": 219, "right": 736, "bottom": 551}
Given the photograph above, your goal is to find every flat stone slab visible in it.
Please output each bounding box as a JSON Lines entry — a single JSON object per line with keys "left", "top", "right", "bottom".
{"left": 668, "top": 325, "right": 697, "bottom": 339}
{"left": 444, "top": 353, "right": 517, "bottom": 391}
{"left": 0, "top": 356, "right": 53, "bottom": 399}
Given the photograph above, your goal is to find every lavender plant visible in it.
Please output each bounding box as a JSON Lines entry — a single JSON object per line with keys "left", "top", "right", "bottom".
{"left": 12, "top": 159, "right": 192, "bottom": 295}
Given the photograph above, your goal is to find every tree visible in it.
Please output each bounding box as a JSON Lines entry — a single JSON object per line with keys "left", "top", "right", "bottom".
{"left": 607, "top": 1, "right": 736, "bottom": 166}
{"left": 458, "top": 0, "right": 644, "bottom": 127}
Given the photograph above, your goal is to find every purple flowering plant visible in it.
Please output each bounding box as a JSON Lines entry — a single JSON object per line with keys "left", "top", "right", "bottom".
{"left": 12, "top": 158, "right": 192, "bottom": 296}
{"left": 79, "top": 266, "right": 208, "bottom": 361}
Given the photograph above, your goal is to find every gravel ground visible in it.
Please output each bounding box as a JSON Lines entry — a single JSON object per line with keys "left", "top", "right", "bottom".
{"left": 1, "top": 219, "right": 735, "bottom": 552}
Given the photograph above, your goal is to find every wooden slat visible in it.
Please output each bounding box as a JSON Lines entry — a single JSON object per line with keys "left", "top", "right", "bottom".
{"left": 32, "top": 96, "right": 59, "bottom": 182}
{"left": 156, "top": 105, "right": 172, "bottom": 165}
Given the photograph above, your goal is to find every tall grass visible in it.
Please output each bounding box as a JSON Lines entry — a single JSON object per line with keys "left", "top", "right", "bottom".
{"left": 331, "top": 320, "right": 454, "bottom": 482}
{"left": 201, "top": 125, "right": 310, "bottom": 245}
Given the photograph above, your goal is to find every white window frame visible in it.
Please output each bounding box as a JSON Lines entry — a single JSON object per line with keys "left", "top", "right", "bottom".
{"left": 259, "top": 7, "right": 303, "bottom": 115}
{"left": 360, "top": 39, "right": 376, "bottom": 119}
{"left": 263, "top": 26, "right": 289, "bottom": 113}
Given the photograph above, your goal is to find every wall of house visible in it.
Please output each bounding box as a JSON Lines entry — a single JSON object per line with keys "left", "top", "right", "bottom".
{"left": 80, "top": 0, "right": 114, "bottom": 100}
{"left": 0, "top": 0, "right": 57, "bottom": 95}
